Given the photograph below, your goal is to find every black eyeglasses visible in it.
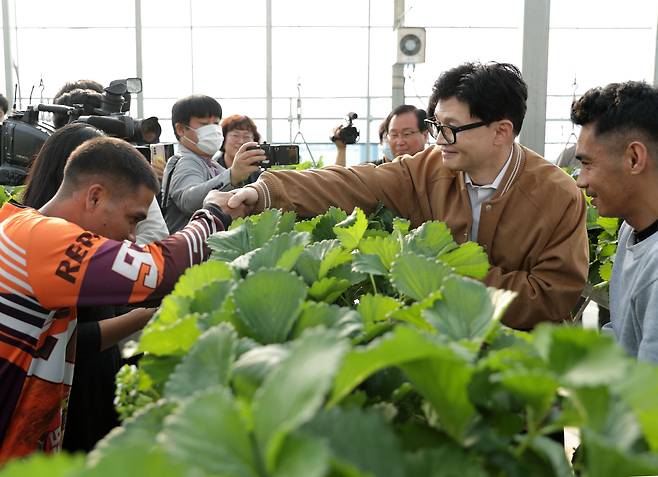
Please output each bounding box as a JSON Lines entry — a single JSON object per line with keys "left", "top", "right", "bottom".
{"left": 424, "top": 118, "right": 488, "bottom": 144}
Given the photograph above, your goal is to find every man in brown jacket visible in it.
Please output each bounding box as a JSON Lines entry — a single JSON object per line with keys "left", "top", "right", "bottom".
{"left": 225, "top": 62, "right": 589, "bottom": 330}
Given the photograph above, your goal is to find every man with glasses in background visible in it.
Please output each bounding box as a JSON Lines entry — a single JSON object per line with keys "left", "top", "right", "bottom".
{"left": 225, "top": 61, "right": 589, "bottom": 330}
{"left": 333, "top": 105, "right": 428, "bottom": 166}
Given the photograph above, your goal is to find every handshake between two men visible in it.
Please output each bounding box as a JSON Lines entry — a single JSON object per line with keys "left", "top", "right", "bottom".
{"left": 204, "top": 187, "right": 258, "bottom": 220}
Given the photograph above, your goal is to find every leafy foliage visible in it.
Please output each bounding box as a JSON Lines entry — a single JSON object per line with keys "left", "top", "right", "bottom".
{"left": 0, "top": 185, "right": 24, "bottom": 207}
{"left": 252, "top": 330, "right": 348, "bottom": 470}
{"left": 8, "top": 204, "right": 658, "bottom": 477}
{"left": 232, "top": 268, "right": 307, "bottom": 343}
{"left": 163, "top": 324, "right": 237, "bottom": 399}
{"left": 585, "top": 196, "right": 620, "bottom": 286}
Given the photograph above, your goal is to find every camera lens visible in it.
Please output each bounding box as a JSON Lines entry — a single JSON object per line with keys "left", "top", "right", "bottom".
{"left": 138, "top": 117, "right": 161, "bottom": 144}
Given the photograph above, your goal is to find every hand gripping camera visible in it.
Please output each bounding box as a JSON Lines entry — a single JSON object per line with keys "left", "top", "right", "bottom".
{"left": 247, "top": 142, "right": 300, "bottom": 168}
{"left": 0, "top": 78, "right": 164, "bottom": 185}
{"left": 330, "top": 112, "right": 360, "bottom": 145}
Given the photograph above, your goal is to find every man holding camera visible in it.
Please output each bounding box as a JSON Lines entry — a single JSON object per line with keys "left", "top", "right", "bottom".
{"left": 333, "top": 105, "right": 428, "bottom": 166}
{"left": 161, "top": 94, "right": 266, "bottom": 233}
{"left": 225, "top": 61, "right": 589, "bottom": 330}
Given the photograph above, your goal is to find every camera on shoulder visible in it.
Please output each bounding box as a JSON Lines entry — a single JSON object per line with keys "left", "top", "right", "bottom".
{"left": 330, "top": 112, "right": 359, "bottom": 145}
{"left": 247, "top": 142, "right": 300, "bottom": 169}
{"left": 0, "top": 78, "right": 169, "bottom": 185}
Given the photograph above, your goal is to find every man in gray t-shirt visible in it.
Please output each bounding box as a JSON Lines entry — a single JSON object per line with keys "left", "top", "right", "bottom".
{"left": 572, "top": 81, "right": 658, "bottom": 362}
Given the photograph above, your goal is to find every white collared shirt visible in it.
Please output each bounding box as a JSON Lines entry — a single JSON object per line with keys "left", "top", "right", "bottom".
{"left": 464, "top": 146, "right": 514, "bottom": 242}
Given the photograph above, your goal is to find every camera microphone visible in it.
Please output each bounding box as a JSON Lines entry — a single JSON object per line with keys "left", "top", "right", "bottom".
{"left": 37, "top": 104, "right": 77, "bottom": 116}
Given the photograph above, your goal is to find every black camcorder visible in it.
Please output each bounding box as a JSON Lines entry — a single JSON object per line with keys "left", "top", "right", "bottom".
{"left": 330, "top": 112, "right": 360, "bottom": 145}
{"left": 74, "top": 78, "right": 162, "bottom": 145}
{"left": 0, "top": 107, "right": 54, "bottom": 185}
{"left": 247, "top": 143, "right": 300, "bottom": 168}
{"left": 0, "top": 78, "right": 166, "bottom": 185}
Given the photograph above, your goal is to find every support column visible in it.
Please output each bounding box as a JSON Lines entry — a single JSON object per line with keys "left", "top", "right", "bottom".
{"left": 266, "top": 0, "right": 272, "bottom": 142}
{"left": 2, "top": 0, "right": 13, "bottom": 105}
{"left": 654, "top": 10, "right": 658, "bottom": 86}
{"left": 365, "top": 0, "right": 371, "bottom": 162}
{"left": 519, "top": 0, "right": 550, "bottom": 156}
{"left": 391, "top": 0, "right": 405, "bottom": 109}
{"left": 134, "top": 0, "right": 144, "bottom": 118}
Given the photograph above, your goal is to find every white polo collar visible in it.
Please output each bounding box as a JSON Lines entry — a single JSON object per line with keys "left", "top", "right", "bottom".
{"left": 464, "top": 145, "right": 514, "bottom": 190}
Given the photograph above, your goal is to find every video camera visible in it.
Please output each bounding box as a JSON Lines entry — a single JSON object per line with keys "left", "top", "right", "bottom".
{"left": 247, "top": 143, "right": 300, "bottom": 168}
{"left": 0, "top": 78, "right": 166, "bottom": 185}
{"left": 330, "top": 112, "right": 360, "bottom": 145}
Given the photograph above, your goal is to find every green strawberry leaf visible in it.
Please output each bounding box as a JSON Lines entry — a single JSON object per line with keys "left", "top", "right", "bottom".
{"left": 390, "top": 253, "right": 452, "bottom": 301}
{"left": 438, "top": 242, "right": 490, "bottom": 279}
{"left": 405, "top": 221, "right": 458, "bottom": 258}
{"left": 233, "top": 268, "right": 307, "bottom": 343}
{"left": 333, "top": 207, "right": 368, "bottom": 250}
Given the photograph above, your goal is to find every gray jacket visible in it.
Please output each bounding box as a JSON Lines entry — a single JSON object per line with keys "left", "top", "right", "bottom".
{"left": 162, "top": 145, "right": 234, "bottom": 233}
{"left": 605, "top": 222, "right": 658, "bottom": 362}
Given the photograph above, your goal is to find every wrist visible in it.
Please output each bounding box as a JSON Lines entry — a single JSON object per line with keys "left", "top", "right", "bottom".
{"left": 202, "top": 203, "right": 232, "bottom": 229}
{"left": 115, "top": 309, "right": 154, "bottom": 337}
{"left": 230, "top": 168, "right": 247, "bottom": 187}
{"left": 132, "top": 308, "right": 154, "bottom": 328}
{"left": 247, "top": 182, "right": 268, "bottom": 212}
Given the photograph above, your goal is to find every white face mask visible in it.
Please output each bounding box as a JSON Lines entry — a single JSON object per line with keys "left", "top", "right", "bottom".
{"left": 184, "top": 123, "right": 224, "bottom": 156}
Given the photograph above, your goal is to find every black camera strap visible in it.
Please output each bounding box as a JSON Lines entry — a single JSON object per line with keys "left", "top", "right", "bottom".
{"left": 161, "top": 153, "right": 182, "bottom": 215}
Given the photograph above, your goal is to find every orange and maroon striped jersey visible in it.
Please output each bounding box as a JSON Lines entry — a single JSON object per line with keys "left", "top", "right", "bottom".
{"left": 0, "top": 203, "right": 223, "bottom": 463}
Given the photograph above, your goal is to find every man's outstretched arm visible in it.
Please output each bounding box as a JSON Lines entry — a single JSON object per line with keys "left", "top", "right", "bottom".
{"left": 225, "top": 158, "right": 422, "bottom": 220}
{"left": 25, "top": 194, "right": 234, "bottom": 310}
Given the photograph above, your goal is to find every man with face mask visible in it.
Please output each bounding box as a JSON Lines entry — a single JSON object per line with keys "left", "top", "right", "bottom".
{"left": 161, "top": 94, "right": 265, "bottom": 233}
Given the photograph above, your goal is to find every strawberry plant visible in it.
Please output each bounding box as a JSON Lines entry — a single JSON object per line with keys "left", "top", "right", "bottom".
{"left": 0, "top": 185, "right": 23, "bottom": 207}
{"left": 3, "top": 206, "right": 658, "bottom": 477}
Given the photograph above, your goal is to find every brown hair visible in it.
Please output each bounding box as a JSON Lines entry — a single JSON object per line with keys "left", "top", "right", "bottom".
{"left": 220, "top": 115, "right": 261, "bottom": 151}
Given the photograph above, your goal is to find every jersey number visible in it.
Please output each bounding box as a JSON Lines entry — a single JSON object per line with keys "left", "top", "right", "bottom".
{"left": 111, "top": 242, "right": 158, "bottom": 289}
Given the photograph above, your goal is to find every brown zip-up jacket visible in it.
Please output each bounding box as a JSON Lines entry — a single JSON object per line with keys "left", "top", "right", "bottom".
{"left": 248, "top": 144, "right": 589, "bottom": 330}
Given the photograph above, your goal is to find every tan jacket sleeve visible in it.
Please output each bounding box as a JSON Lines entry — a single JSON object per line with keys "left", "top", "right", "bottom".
{"left": 484, "top": 190, "right": 589, "bottom": 330}
{"left": 248, "top": 161, "right": 418, "bottom": 218}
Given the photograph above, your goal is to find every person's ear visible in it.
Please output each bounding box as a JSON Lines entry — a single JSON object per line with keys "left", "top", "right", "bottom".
{"left": 84, "top": 184, "right": 106, "bottom": 212}
{"left": 626, "top": 141, "right": 650, "bottom": 176}
{"left": 175, "top": 122, "right": 187, "bottom": 139}
{"left": 492, "top": 120, "right": 514, "bottom": 146}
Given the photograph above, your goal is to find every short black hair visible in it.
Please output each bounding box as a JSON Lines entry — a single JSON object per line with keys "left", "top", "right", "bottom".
{"left": 571, "top": 81, "right": 658, "bottom": 153}
{"left": 427, "top": 62, "right": 528, "bottom": 135}
{"left": 0, "top": 93, "right": 8, "bottom": 114}
{"left": 53, "top": 88, "right": 103, "bottom": 129}
{"left": 381, "top": 105, "right": 427, "bottom": 140}
{"left": 171, "top": 95, "right": 222, "bottom": 140}
{"left": 62, "top": 136, "right": 159, "bottom": 196}
{"left": 23, "top": 123, "right": 105, "bottom": 209}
